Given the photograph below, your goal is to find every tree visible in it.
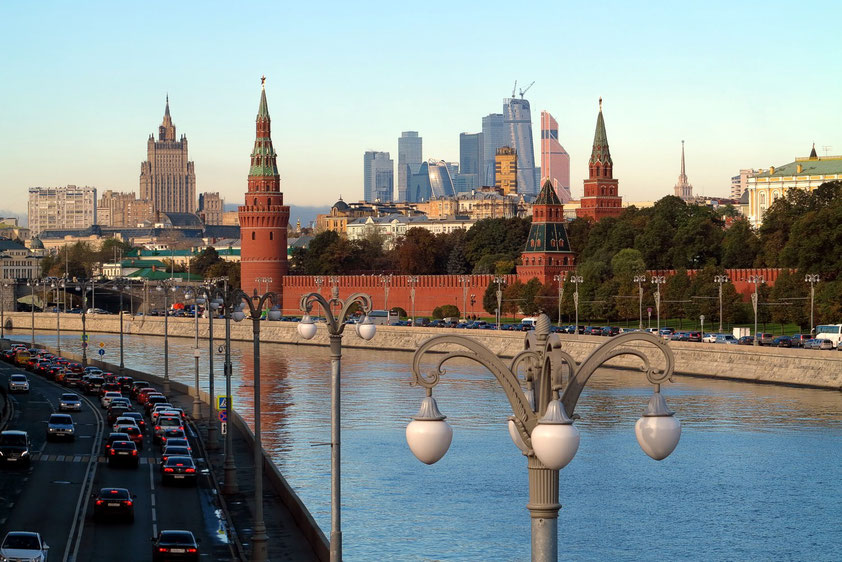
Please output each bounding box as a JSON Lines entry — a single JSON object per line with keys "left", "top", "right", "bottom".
{"left": 393, "top": 228, "right": 440, "bottom": 274}
{"left": 190, "top": 247, "right": 222, "bottom": 277}
{"left": 769, "top": 270, "right": 807, "bottom": 327}
{"left": 205, "top": 261, "right": 241, "bottom": 289}
{"left": 432, "top": 304, "right": 459, "bottom": 319}
{"left": 463, "top": 217, "right": 530, "bottom": 271}
{"left": 610, "top": 248, "right": 646, "bottom": 284}
{"left": 482, "top": 279, "right": 502, "bottom": 316}
{"left": 721, "top": 219, "right": 760, "bottom": 268}
{"left": 520, "top": 278, "right": 543, "bottom": 317}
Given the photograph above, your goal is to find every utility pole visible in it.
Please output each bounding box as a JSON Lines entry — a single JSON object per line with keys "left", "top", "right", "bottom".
{"left": 804, "top": 274, "right": 820, "bottom": 336}
{"left": 552, "top": 274, "right": 566, "bottom": 327}
{"left": 634, "top": 275, "right": 647, "bottom": 330}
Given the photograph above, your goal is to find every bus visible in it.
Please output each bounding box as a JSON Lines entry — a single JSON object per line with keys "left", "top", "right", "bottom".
{"left": 814, "top": 324, "right": 842, "bottom": 346}
{"left": 368, "top": 310, "right": 400, "bottom": 325}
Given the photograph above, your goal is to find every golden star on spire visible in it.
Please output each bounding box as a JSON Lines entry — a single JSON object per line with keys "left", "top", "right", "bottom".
{"left": 261, "top": 75, "right": 266, "bottom": 88}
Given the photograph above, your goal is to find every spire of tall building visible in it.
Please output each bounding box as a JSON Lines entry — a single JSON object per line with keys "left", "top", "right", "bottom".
{"left": 674, "top": 140, "right": 694, "bottom": 201}
{"left": 577, "top": 99, "right": 622, "bottom": 221}
{"left": 159, "top": 95, "right": 176, "bottom": 141}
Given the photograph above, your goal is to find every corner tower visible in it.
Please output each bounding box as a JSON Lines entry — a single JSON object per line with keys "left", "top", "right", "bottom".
{"left": 238, "top": 77, "right": 290, "bottom": 298}
{"left": 517, "top": 179, "right": 576, "bottom": 283}
{"left": 577, "top": 98, "right": 622, "bottom": 221}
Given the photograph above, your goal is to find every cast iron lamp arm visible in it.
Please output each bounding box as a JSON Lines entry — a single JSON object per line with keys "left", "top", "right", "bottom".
{"left": 299, "top": 292, "right": 374, "bottom": 335}
{"left": 233, "top": 289, "right": 277, "bottom": 318}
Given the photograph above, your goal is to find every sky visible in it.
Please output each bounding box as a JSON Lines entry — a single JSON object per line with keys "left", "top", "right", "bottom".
{"left": 1, "top": 0, "right": 841, "bottom": 216}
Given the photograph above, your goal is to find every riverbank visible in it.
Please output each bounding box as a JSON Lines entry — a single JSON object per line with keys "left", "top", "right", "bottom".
{"left": 5, "top": 312, "right": 841, "bottom": 391}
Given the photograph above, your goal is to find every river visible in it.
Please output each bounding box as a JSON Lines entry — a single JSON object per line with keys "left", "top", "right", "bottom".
{"left": 11, "top": 329, "right": 842, "bottom": 561}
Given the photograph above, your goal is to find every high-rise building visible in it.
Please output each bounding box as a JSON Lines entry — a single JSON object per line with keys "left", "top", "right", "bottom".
{"left": 139, "top": 97, "right": 196, "bottom": 214}
{"left": 398, "top": 132, "right": 422, "bottom": 202}
{"left": 673, "top": 141, "right": 694, "bottom": 201}
{"left": 364, "top": 151, "right": 394, "bottom": 202}
{"left": 97, "top": 190, "right": 154, "bottom": 227}
{"left": 459, "top": 132, "right": 484, "bottom": 191}
{"left": 540, "top": 111, "right": 571, "bottom": 203}
{"left": 577, "top": 99, "right": 623, "bottom": 221}
{"left": 28, "top": 185, "right": 97, "bottom": 235}
{"left": 238, "top": 77, "right": 290, "bottom": 298}
{"left": 495, "top": 147, "right": 518, "bottom": 196}
{"left": 198, "top": 192, "right": 224, "bottom": 225}
{"left": 482, "top": 113, "right": 505, "bottom": 186}
{"left": 504, "top": 96, "right": 539, "bottom": 197}
{"left": 407, "top": 160, "right": 456, "bottom": 202}
{"left": 731, "top": 169, "right": 756, "bottom": 199}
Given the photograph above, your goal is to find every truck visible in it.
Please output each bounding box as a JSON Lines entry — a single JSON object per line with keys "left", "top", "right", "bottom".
{"left": 733, "top": 327, "right": 750, "bottom": 339}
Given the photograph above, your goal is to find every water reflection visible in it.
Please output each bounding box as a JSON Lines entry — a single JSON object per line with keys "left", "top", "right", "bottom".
{"left": 14, "top": 329, "right": 842, "bottom": 561}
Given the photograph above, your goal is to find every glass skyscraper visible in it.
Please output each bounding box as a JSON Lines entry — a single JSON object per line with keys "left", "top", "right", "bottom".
{"left": 540, "top": 111, "right": 572, "bottom": 203}
{"left": 459, "top": 132, "right": 483, "bottom": 192}
{"left": 407, "top": 160, "right": 456, "bottom": 202}
{"left": 364, "top": 151, "right": 394, "bottom": 202}
{"left": 482, "top": 113, "right": 505, "bottom": 187}
{"left": 397, "top": 131, "right": 422, "bottom": 202}
{"left": 504, "top": 97, "right": 539, "bottom": 197}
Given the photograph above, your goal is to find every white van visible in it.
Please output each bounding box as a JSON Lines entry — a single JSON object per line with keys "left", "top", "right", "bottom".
{"left": 368, "top": 310, "right": 399, "bottom": 325}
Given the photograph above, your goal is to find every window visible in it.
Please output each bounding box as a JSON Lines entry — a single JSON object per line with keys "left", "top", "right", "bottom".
{"left": 269, "top": 232, "right": 274, "bottom": 241}
{"left": 251, "top": 232, "right": 255, "bottom": 240}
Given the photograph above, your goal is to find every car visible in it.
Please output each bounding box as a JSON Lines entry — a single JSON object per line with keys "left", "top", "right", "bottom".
{"left": 160, "top": 456, "right": 198, "bottom": 486}
{"left": 115, "top": 425, "right": 144, "bottom": 450}
{"left": 0, "top": 531, "right": 49, "bottom": 561}
{"left": 151, "top": 530, "right": 200, "bottom": 561}
{"left": 105, "top": 432, "right": 131, "bottom": 454}
{"left": 92, "top": 487, "right": 136, "bottom": 523}
{"left": 772, "top": 336, "right": 792, "bottom": 348}
{"left": 118, "top": 376, "right": 134, "bottom": 393}
{"left": 131, "top": 381, "right": 151, "bottom": 399}
{"left": 121, "top": 411, "right": 147, "bottom": 431}
{"left": 686, "top": 331, "right": 702, "bottom": 343}
{"left": 65, "top": 371, "right": 83, "bottom": 387}
{"left": 755, "top": 333, "right": 774, "bottom": 346}
{"left": 100, "top": 382, "right": 121, "bottom": 396}
{"left": 84, "top": 376, "right": 105, "bottom": 395}
{"left": 837, "top": 340, "right": 842, "bottom": 352}
{"left": 59, "top": 393, "right": 83, "bottom": 411}
{"left": 715, "top": 334, "right": 739, "bottom": 345}
{"left": 150, "top": 404, "right": 176, "bottom": 420}
{"left": 154, "top": 416, "right": 183, "bottom": 443}
{"left": 113, "top": 417, "right": 139, "bottom": 432}
{"left": 107, "top": 404, "right": 132, "bottom": 425}
{"left": 584, "top": 326, "right": 601, "bottom": 336}
{"left": 817, "top": 339, "right": 834, "bottom": 350}
{"left": 802, "top": 338, "right": 818, "bottom": 349}
{"left": 46, "top": 413, "right": 75, "bottom": 441}
{"left": 101, "top": 391, "right": 123, "bottom": 409}
{"left": 84, "top": 367, "right": 103, "bottom": 376}
{"left": 737, "top": 336, "right": 754, "bottom": 345}
{"left": 161, "top": 445, "right": 191, "bottom": 463}
{"left": 8, "top": 374, "right": 29, "bottom": 393}
{"left": 164, "top": 438, "right": 192, "bottom": 455}
{"left": 789, "top": 334, "right": 809, "bottom": 348}
{"left": 138, "top": 388, "right": 163, "bottom": 405}
{"left": 145, "top": 395, "right": 170, "bottom": 414}
{"left": 159, "top": 427, "right": 187, "bottom": 447}
{"left": 108, "top": 440, "right": 139, "bottom": 467}
{"left": 702, "top": 333, "right": 718, "bottom": 343}
{"left": 0, "top": 431, "right": 31, "bottom": 467}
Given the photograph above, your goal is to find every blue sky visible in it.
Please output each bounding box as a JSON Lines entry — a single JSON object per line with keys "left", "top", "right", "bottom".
{"left": 1, "top": 1, "right": 840, "bottom": 214}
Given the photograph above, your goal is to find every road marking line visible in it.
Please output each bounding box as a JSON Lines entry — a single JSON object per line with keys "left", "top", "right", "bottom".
{"left": 150, "top": 493, "right": 156, "bottom": 508}
{"left": 56, "top": 455, "right": 65, "bottom": 462}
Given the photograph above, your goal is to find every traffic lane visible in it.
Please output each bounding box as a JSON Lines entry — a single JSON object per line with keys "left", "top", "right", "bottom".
{"left": 0, "top": 365, "right": 101, "bottom": 556}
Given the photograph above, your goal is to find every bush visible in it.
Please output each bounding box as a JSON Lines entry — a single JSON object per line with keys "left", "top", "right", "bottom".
{"left": 432, "top": 305, "right": 460, "bottom": 319}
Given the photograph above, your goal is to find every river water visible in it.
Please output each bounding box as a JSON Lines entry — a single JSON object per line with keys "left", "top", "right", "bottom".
{"left": 12, "top": 329, "right": 842, "bottom": 561}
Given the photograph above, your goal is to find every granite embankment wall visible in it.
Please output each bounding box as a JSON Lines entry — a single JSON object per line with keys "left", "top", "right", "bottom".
{"left": 5, "top": 312, "right": 842, "bottom": 390}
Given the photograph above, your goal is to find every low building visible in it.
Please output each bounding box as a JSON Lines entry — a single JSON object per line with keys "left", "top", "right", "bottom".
{"left": 0, "top": 239, "right": 41, "bottom": 281}
{"left": 97, "top": 190, "right": 154, "bottom": 227}
{"left": 198, "top": 192, "right": 224, "bottom": 225}
{"left": 346, "top": 214, "right": 475, "bottom": 248}
{"left": 416, "top": 188, "right": 530, "bottom": 220}
{"left": 316, "top": 198, "right": 424, "bottom": 234}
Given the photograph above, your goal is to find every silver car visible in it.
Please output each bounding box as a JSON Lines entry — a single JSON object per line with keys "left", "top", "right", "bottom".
{"left": 46, "top": 413, "right": 75, "bottom": 441}
{"left": 8, "top": 374, "right": 29, "bottom": 393}
{"left": 0, "top": 531, "right": 49, "bottom": 561}
{"left": 59, "top": 393, "right": 82, "bottom": 412}
{"left": 817, "top": 339, "right": 834, "bottom": 350}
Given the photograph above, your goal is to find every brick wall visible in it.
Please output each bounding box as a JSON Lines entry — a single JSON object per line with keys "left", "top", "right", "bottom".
{"left": 647, "top": 268, "right": 788, "bottom": 299}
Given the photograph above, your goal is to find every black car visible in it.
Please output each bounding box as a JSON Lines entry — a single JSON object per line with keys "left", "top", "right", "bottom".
{"left": 85, "top": 376, "right": 105, "bottom": 396}
{"left": 108, "top": 440, "right": 139, "bottom": 468}
{"left": 151, "top": 530, "right": 200, "bottom": 561}
{"left": 161, "top": 456, "right": 198, "bottom": 486}
{"left": 737, "top": 336, "right": 754, "bottom": 345}
{"left": 107, "top": 404, "right": 132, "bottom": 425}
{"left": 0, "top": 430, "right": 31, "bottom": 467}
{"left": 93, "top": 487, "right": 136, "bottom": 522}
{"left": 772, "top": 336, "right": 792, "bottom": 347}
{"left": 121, "top": 411, "right": 147, "bottom": 431}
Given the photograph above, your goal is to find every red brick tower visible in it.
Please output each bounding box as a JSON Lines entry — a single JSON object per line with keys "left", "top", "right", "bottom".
{"left": 577, "top": 98, "right": 622, "bottom": 221}
{"left": 238, "top": 77, "right": 290, "bottom": 297}
{"left": 517, "top": 179, "right": 576, "bottom": 283}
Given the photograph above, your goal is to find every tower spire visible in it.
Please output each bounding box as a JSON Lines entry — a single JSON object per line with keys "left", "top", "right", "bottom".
{"left": 681, "top": 140, "right": 686, "bottom": 177}
{"left": 589, "top": 98, "right": 612, "bottom": 169}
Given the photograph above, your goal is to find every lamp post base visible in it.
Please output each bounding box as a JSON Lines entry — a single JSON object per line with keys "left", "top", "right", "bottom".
{"left": 526, "top": 455, "right": 560, "bottom": 562}
{"left": 250, "top": 524, "right": 268, "bottom": 562}
{"left": 206, "top": 425, "right": 220, "bottom": 450}
{"left": 192, "top": 397, "right": 203, "bottom": 420}
{"left": 163, "top": 380, "right": 171, "bottom": 394}
{"left": 223, "top": 459, "right": 239, "bottom": 495}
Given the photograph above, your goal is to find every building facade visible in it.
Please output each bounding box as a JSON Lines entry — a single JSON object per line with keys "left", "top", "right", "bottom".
{"left": 198, "top": 192, "right": 224, "bottom": 225}
{"left": 495, "top": 147, "right": 518, "bottom": 195}
{"left": 238, "top": 78, "right": 290, "bottom": 297}
{"left": 397, "top": 132, "right": 422, "bottom": 202}
{"left": 482, "top": 113, "right": 506, "bottom": 186}
{"left": 0, "top": 239, "right": 41, "bottom": 281}
{"left": 517, "top": 180, "right": 576, "bottom": 283}
{"left": 745, "top": 146, "right": 842, "bottom": 227}
{"left": 28, "top": 185, "right": 97, "bottom": 235}
{"left": 97, "top": 190, "right": 154, "bottom": 227}
{"left": 416, "top": 189, "right": 528, "bottom": 221}
{"left": 731, "top": 168, "right": 756, "bottom": 199}
{"left": 673, "top": 141, "right": 694, "bottom": 201}
{"left": 577, "top": 99, "right": 623, "bottom": 221}
{"left": 504, "top": 96, "right": 539, "bottom": 197}
{"left": 139, "top": 97, "right": 197, "bottom": 214}
{"left": 407, "top": 160, "right": 456, "bottom": 203}
{"left": 363, "top": 151, "right": 394, "bottom": 202}
{"left": 540, "top": 111, "right": 572, "bottom": 203}
{"left": 346, "top": 214, "right": 475, "bottom": 248}
{"left": 458, "top": 132, "right": 484, "bottom": 191}
{"left": 315, "top": 199, "right": 423, "bottom": 233}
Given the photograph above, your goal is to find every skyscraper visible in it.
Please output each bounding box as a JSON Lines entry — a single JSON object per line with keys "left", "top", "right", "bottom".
{"left": 238, "top": 77, "right": 290, "bottom": 298}
{"left": 503, "top": 96, "right": 539, "bottom": 197}
{"left": 364, "top": 151, "right": 394, "bottom": 202}
{"left": 139, "top": 97, "right": 196, "bottom": 213}
{"left": 482, "top": 113, "right": 505, "bottom": 186}
{"left": 407, "top": 160, "right": 456, "bottom": 202}
{"left": 459, "top": 132, "right": 484, "bottom": 192}
{"left": 495, "top": 147, "right": 518, "bottom": 195}
{"left": 397, "top": 132, "right": 422, "bottom": 202}
{"left": 577, "top": 99, "right": 622, "bottom": 221}
{"left": 540, "top": 111, "right": 572, "bottom": 203}
{"left": 673, "top": 141, "right": 694, "bottom": 201}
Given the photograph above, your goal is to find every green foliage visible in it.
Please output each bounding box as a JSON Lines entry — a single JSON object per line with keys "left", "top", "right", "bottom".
{"left": 190, "top": 247, "right": 222, "bottom": 277}
{"left": 610, "top": 248, "right": 645, "bottom": 283}
{"left": 482, "top": 279, "right": 503, "bottom": 316}
{"left": 463, "top": 217, "right": 531, "bottom": 272}
{"left": 431, "top": 304, "right": 459, "bottom": 319}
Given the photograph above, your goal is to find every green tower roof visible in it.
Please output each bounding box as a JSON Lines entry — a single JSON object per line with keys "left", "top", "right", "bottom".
{"left": 589, "top": 98, "right": 612, "bottom": 167}
{"left": 534, "top": 179, "right": 562, "bottom": 205}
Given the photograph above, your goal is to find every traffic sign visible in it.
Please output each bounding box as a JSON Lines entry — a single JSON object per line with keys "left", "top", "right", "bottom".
{"left": 221, "top": 422, "right": 228, "bottom": 435}
{"left": 217, "top": 396, "right": 229, "bottom": 410}
{"left": 98, "top": 348, "right": 105, "bottom": 357}
{"left": 218, "top": 410, "right": 227, "bottom": 423}
{"left": 99, "top": 341, "right": 105, "bottom": 348}
{"left": 81, "top": 334, "right": 89, "bottom": 342}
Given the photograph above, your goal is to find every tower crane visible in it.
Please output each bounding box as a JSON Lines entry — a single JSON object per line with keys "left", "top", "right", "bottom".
{"left": 519, "top": 81, "right": 535, "bottom": 99}
{"left": 512, "top": 80, "right": 518, "bottom": 98}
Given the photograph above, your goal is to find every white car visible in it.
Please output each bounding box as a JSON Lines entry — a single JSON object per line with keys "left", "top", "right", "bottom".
{"left": 8, "top": 374, "right": 30, "bottom": 393}
{"left": 112, "top": 417, "right": 139, "bottom": 432}
{"left": 0, "top": 531, "right": 49, "bottom": 561}
{"left": 101, "top": 391, "right": 122, "bottom": 409}
{"left": 59, "top": 393, "right": 83, "bottom": 411}
{"left": 702, "top": 333, "right": 718, "bottom": 344}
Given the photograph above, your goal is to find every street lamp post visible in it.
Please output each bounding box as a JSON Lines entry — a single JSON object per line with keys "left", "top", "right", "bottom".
{"left": 804, "top": 274, "right": 820, "bottom": 336}
{"left": 380, "top": 273, "right": 393, "bottom": 314}
{"left": 297, "top": 288, "right": 376, "bottom": 562}
{"left": 185, "top": 287, "right": 203, "bottom": 420}
{"left": 405, "top": 315, "right": 681, "bottom": 562}
{"left": 232, "top": 288, "right": 281, "bottom": 562}
{"left": 114, "top": 278, "right": 128, "bottom": 373}
{"left": 634, "top": 275, "right": 647, "bottom": 330}
{"left": 651, "top": 276, "right": 666, "bottom": 333}
{"left": 408, "top": 276, "right": 419, "bottom": 326}
{"left": 315, "top": 276, "right": 325, "bottom": 295}
{"left": 552, "top": 274, "right": 566, "bottom": 328}
{"left": 571, "top": 275, "right": 584, "bottom": 334}
{"left": 157, "top": 279, "right": 178, "bottom": 393}
{"left": 51, "top": 279, "right": 65, "bottom": 355}
{"left": 201, "top": 278, "right": 227, "bottom": 451}
{"left": 494, "top": 276, "right": 505, "bottom": 330}
{"left": 714, "top": 275, "right": 730, "bottom": 333}
{"left": 748, "top": 275, "right": 765, "bottom": 346}
{"left": 457, "top": 275, "right": 470, "bottom": 320}
{"left": 27, "top": 279, "right": 36, "bottom": 346}
{"left": 0, "top": 254, "right": 10, "bottom": 340}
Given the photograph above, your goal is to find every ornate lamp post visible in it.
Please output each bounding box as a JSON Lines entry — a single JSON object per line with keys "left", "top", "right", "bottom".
{"left": 457, "top": 275, "right": 470, "bottom": 320}
{"left": 552, "top": 274, "right": 566, "bottom": 328}
{"left": 184, "top": 286, "right": 204, "bottom": 420}
{"left": 379, "top": 273, "right": 393, "bottom": 313}
{"left": 634, "top": 275, "right": 647, "bottom": 330}
{"left": 0, "top": 254, "right": 9, "bottom": 340}
{"left": 200, "top": 277, "right": 228, "bottom": 451}
{"left": 231, "top": 288, "right": 281, "bottom": 562}
{"left": 408, "top": 276, "right": 419, "bottom": 326}
{"left": 297, "top": 287, "right": 376, "bottom": 562}
{"left": 315, "top": 276, "right": 325, "bottom": 295}
{"left": 714, "top": 275, "right": 730, "bottom": 333}
{"left": 748, "top": 275, "right": 764, "bottom": 345}
{"left": 112, "top": 278, "right": 129, "bottom": 373}
{"left": 27, "top": 279, "right": 37, "bottom": 346}
{"left": 74, "top": 281, "right": 91, "bottom": 365}
{"left": 570, "top": 275, "right": 584, "bottom": 333}
{"left": 156, "top": 279, "right": 178, "bottom": 393}
{"left": 804, "top": 274, "right": 820, "bottom": 336}
{"left": 651, "top": 276, "right": 666, "bottom": 333}
{"left": 51, "top": 279, "right": 65, "bottom": 354}
{"left": 494, "top": 275, "right": 506, "bottom": 330}
{"left": 405, "top": 315, "right": 681, "bottom": 561}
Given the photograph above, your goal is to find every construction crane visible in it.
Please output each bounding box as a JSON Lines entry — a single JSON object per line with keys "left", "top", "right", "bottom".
{"left": 519, "top": 81, "right": 535, "bottom": 99}
{"left": 512, "top": 80, "right": 518, "bottom": 98}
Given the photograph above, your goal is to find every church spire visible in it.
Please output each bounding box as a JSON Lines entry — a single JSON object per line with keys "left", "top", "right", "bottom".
{"left": 680, "top": 140, "right": 686, "bottom": 177}
{"left": 809, "top": 142, "right": 818, "bottom": 159}
{"left": 249, "top": 76, "right": 278, "bottom": 179}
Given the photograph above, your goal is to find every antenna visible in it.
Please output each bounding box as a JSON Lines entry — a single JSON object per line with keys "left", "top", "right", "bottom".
{"left": 512, "top": 80, "right": 517, "bottom": 98}
{"left": 519, "top": 81, "right": 535, "bottom": 98}
{"left": 822, "top": 145, "right": 832, "bottom": 156}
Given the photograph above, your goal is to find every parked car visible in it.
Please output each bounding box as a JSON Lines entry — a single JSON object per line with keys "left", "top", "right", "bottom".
{"left": 790, "top": 334, "right": 810, "bottom": 348}
{"left": 702, "top": 333, "right": 718, "bottom": 343}
{"left": 715, "top": 334, "right": 739, "bottom": 345}
{"left": 817, "top": 339, "right": 834, "bottom": 350}
{"left": 737, "top": 336, "right": 754, "bottom": 345}
{"left": 756, "top": 333, "right": 774, "bottom": 346}
{"left": 0, "top": 532, "right": 49, "bottom": 561}
{"left": 772, "top": 336, "right": 792, "bottom": 348}
{"left": 686, "top": 331, "right": 702, "bottom": 342}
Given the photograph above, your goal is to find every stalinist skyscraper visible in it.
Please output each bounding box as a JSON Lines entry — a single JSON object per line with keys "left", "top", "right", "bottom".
{"left": 673, "top": 140, "right": 694, "bottom": 201}
{"left": 140, "top": 97, "right": 197, "bottom": 213}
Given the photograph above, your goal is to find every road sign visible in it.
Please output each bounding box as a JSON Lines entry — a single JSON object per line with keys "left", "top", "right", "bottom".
{"left": 218, "top": 410, "right": 227, "bottom": 423}
{"left": 98, "top": 348, "right": 105, "bottom": 357}
{"left": 81, "top": 334, "right": 89, "bottom": 342}
{"left": 99, "top": 341, "right": 105, "bottom": 348}
{"left": 217, "top": 396, "right": 229, "bottom": 410}
{"left": 221, "top": 422, "right": 227, "bottom": 435}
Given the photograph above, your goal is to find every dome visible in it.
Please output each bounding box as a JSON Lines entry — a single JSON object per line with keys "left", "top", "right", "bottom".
{"left": 333, "top": 199, "right": 350, "bottom": 212}
{"left": 29, "top": 236, "right": 44, "bottom": 249}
